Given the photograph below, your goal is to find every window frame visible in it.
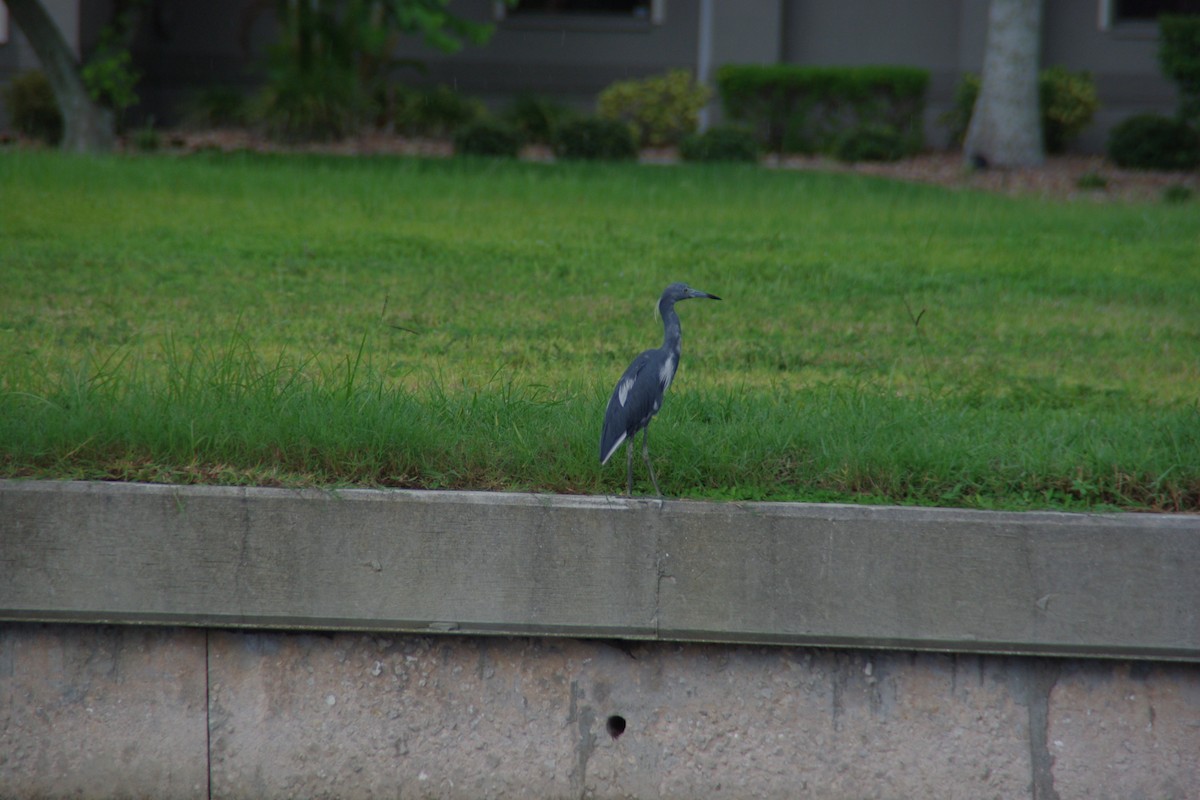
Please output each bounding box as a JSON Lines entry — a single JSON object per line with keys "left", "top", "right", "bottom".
{"left": 493, "top": 0, "right": 665, "bottom": 31}
{"left": 1098, "top": 0, "right": 1200, "bottom": 37}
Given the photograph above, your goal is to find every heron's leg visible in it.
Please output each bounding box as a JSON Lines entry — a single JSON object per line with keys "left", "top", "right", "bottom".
{"left": 625, "top": 438, "right": 634, "bottom": 497}
{"left": 642, "top": 426, "right": 662, "bottom": 497}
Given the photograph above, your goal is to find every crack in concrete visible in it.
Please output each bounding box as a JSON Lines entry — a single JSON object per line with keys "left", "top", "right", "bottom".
{"left": 566, "top": 679, "right": 596, "bottom": 800}
{"left": 1023, "top": 658, "right": 1063, "bottom": 800}
{"left": 651, "top": 509, "right": 674, "bottom": 641}
{"left": 653, "top": 529, "right": 665, "bottom": 640}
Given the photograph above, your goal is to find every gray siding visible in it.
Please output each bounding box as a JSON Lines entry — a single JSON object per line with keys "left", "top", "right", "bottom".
{"left": 0, "top": 0, "right": 1189, "bottom": 152}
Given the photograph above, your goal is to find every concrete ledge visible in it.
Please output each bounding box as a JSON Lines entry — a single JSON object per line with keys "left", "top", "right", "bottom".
{"left": 2, "top": 480, "right": 1198, "bottom": 661}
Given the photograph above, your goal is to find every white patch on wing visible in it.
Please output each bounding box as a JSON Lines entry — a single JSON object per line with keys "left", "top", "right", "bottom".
{"left": 617, "top": 376, "right": 636, "bottom": 407}
{"left": 658, "top": 356, "right": 675, "bottom": 390}
{"left": 601, "top": 432, "right": 627, "bottom": 465}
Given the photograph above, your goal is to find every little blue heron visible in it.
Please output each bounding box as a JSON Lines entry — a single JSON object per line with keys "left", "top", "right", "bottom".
{"left": 600, "top": 282, "right": 721, "bottom": 496}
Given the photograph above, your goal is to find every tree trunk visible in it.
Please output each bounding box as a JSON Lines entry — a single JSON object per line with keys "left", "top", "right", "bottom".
{"left": 964, "top": 0, "right": 1043, "bottom": 168}
{"left": 5, "top": 0, "right": 115, "bottom": 153}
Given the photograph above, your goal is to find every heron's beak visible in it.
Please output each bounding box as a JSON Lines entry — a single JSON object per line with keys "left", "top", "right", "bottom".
{"left": 690, "top": 289, "right": 721, "bottom": 301}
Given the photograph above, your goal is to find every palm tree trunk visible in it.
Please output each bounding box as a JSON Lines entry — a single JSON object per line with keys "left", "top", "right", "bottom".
{"left": 5, "top": 0, "right": 115, "bottom": 153}
{"left": 964, "top": 0, "right": 1044, "bottom": 168}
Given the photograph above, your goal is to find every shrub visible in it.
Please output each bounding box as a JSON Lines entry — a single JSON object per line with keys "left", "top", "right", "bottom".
{"left": 183, "top": 86, "right": 252, "bottom": 128}
{"left": 943, "top": 68, "right": 1098, "bottom": 154}
{"left": 393, "top": 84, "right": 485, "bottom": 137}
{"left": 553, "top": 117, "right": 638, "bottom": 161}
{"left": 679, "top": 125, "right": 760, "bottom": 163}
{"left": 1, "top": 71, "right": 63, "bottom": 144}
{"left": 1107, "top": 113, "right": 1200, "bottom": 171}
{"left": 130, "top": 120, "right": 160, "bottom": 152}
{"left": 833, "top": 125, "right": 907, "bottom": 163}
{"left": 940, "top": 74, "right": 981, "bottom": 149}
{"left": 1159, "top": 15, "right": 1200, "bottom": 124}
{"left": 1040, "top": 67, "right": 1100, "bottom": 154}
{"left": 454, "top": 119, "right": 521, "bottom": 158}
{"left": 80, "top": 12, "right": 142, "bottom": 127}
{"left": 1076, "top": 171, "right": 1108, "bottom": 191}
{"left": 502, "top": 94, "right": 576, "bottom": 145}
{"left": 1163, "top": 184, "right": 1194, "bottom": 204}
{"left": 260, "top": 63, "right": 368, "bottom": 141}
{"left": 597, "top": 69, "right": 711, "bottom": 148}
{"left": 717, "top": 64, "right": 928, "bottom": 156}
{"left": 81, "top": 48, "right": 140, "bottom": 119}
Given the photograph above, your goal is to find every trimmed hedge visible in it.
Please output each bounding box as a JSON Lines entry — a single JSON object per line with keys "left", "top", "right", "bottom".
{"left": 1107, "top": 114, "right": 1200, "bottom": 171}
{"left": 454, "top": 119, "right": 522, "bottom": 158}
{"left": 502, "top": 94, "right": 576, "bottom": 146}
{"left": 680, "top": 125, "right": 760, "bottom": 163}
{"left": 716, "top": 65, "right": 928, "bottom": 157}
{"left": 553, "top": 117, "right": 638, "bottom": 161}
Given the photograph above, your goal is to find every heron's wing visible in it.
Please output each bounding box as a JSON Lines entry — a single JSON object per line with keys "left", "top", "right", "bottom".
{"left": 600, "top": 350, "right": 664, "bottom": 464}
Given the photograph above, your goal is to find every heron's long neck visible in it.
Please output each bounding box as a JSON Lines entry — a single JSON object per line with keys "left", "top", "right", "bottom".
{"left": 660, "top": 301, "right": 682, "bottom": 357}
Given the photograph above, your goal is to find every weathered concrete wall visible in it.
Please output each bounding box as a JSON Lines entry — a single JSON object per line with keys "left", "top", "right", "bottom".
{"left": 0, "top": 625, "right": 209, "bottom": 798}
{"left": 3, "top": 481, "right": 1198, "bottom": 796}
{"left": 2, "top": 624, "right": 1198, "bottom": 799}
{"left": 3, "top": 481, "right": 1198, "bottom": 660}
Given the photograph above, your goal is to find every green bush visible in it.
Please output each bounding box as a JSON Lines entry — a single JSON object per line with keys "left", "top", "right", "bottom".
{"left": 79, "top": 11, "right": 142, "bottom": 127}
{"left": 260, "top": 63, "right": 369, "bottom": 141}
{"left": 1076, "top": 171, "right": 1108, "bottom": 191}
{"left": 1160, "top": 15, "right": 1200, "bottom": 124}
{"left": 502, "top": 94, "right": 576, "bottom": 145}
{"left": 81, "top": 49, "right": 140, "bottom": 118}
{"left": 553, "top": 117, "right": 638, "bottom": 161}
{"left": 393, "top": 84, "right": 485, "bottom": 137}
{"left": 1040, "top": 67, "right": 1101, "bottom": 153}
{"left": 1, "top": 71, "right": 63, "bottom": 144}
{"left": 679, "top": 125, "right": 760, "bottom": 163}
{"left": 1107, "top": 113, "right": 1200, "bottom": 171}
{"left": 943, "top": 67, "right": 1098, "bottom": 154}
{"left": 597, "top": 69, "right": 711, "bottom": 148}
{"left": 454, "top": 119, "right": 521, "bottom": 158}
{"left": 834, "top": 125, "right": 907, "bottom": 163}
{"left": 940, "top": 75, "right": 981, "bottom": 148}
{"left": 717, "top": 64, "right": 928, "bottom": 156}
{"left": 130, "top": 120, "right": 161, "bottom": 152}
{"left": 1163, "top": 183, "right": 1194, "bottom": 204}
{"left": 183, "top": 86, "right": 252, "bottom": 128}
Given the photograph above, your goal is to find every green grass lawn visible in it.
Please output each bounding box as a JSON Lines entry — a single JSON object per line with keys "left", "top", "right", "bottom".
{"left": 1, "top": 150, "right": 1197, "bottom": 510}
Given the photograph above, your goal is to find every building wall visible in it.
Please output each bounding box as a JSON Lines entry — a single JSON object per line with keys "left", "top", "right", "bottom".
{"left": 1042, "top": 0, "right": 1180, "bottom": 151}
{"left": 781, "top": 0, "right": 984, "bottom": 147}
{"left": 123, "top": 0, "right": 274, "bottom": 126}
{"left": 0, "top": 0, "right": 1190, "bottom": 153}
{"left": 396, "top": 0, "right": 704, "bottom": 107}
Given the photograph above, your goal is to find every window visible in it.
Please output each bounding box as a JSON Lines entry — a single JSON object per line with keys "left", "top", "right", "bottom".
{"left": 495, "top": 0, "right": 664, "bottom": 25}
{"left": 1101, "top": 0, "right": 1200, "bottom": 29}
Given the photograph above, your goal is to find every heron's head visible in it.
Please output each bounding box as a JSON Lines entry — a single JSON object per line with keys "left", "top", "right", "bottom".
{"left": 662, "top": 282, "right": 721, "bottom": 305}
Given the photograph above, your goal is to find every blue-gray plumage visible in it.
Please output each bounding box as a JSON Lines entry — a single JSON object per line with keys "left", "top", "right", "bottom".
{"left": 600, "top": 282, "right": 720, "bottom": 496}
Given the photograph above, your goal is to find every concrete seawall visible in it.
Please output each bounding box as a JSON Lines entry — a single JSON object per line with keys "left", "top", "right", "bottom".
{"left": 2, "top": 480, "right": 1198, "bottom": 798}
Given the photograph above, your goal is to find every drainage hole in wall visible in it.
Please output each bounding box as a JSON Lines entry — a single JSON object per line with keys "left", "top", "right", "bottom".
{"left": 606, "top": 715, "right": 627, "bottom": 740}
